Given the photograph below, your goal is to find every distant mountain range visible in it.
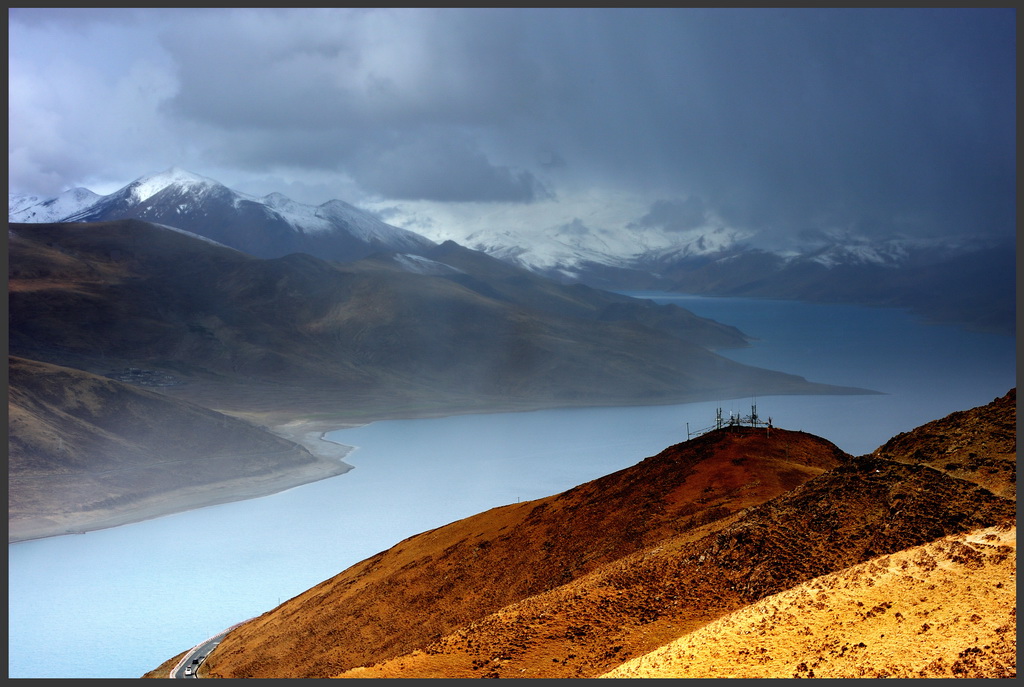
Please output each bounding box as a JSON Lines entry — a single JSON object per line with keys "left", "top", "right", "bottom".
{"left": 634, "top": 241, "right": 1016, "bottom": 336}
{"left": 10, "top": 168, "right": 1014, "bottom": 334}
{"left": 9, "top": 219, "right": 864, "bottom": 412}
{"left": 8, "top": 168, "right": 436, "bottom": 263}
{"left": 146, "top": 390, "right": 1016, "bottom": 679}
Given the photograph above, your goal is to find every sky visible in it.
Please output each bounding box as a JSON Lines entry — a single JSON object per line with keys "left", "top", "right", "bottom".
{"left": 8, "top": 7, "right": 1017, "bottom": 250}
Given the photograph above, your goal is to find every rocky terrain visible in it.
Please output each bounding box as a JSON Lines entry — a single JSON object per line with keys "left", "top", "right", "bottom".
{"left": 157, "top": 391, "right": 1015, "bottom": 679}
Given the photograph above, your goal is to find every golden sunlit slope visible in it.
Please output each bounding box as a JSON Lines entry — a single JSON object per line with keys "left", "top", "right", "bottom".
{"left": 191, "top": 393, "right": 1016, "bottom": 679}
{"left": 602, "top": 523, "right": 1015, "bottom": 679}
{"left": 329, "top": 450, "right": 1014, "bottom": 679}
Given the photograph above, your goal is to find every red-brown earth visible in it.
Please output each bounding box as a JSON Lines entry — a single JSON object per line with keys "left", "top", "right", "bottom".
{"left": 155, "top": 391, "right": 1014, "bottom": 679}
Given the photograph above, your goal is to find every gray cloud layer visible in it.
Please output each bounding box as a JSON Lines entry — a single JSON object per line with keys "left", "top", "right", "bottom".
{"left": 8, "top": 7, "right": 1016, "bottom": 244}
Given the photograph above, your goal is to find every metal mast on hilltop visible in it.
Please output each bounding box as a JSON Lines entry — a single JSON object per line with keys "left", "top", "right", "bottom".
{"left": 685, "top": 399, "right": 773, "bottom": 441}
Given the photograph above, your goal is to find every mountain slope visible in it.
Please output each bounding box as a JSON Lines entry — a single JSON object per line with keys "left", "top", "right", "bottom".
{"left": 9, "top": 168, "right": 437, "bottom": 262}
{"left": 9, "top": 220, "right": 866, "bottom": 422}
{"left": 414, "top": 239, "right": 750, "bottom": 350}
{"left": 656, "top": 243, "right": 1016, "bottom": 336}
{"left": 189, "top": 393, "right": 1015, "bottom": 678}
{"left": 198, "top": 427, "right": 853, "bottom": 678}
{"left": 328, "top": 453, "right": 1014, "bottom": 679}
{"left": 872, "top": 388, "right": 1016, "bottom": 499}
{"left": 8, "top": 356, "right": 348, "bottom": 542}
{"left": 602, "top": 523, "right": 1016, "bottom": 679}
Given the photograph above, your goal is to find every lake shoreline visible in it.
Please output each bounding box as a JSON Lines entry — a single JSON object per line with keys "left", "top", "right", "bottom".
{"left": 7, "top": 419, "right": 363, "bottom": 545}
{"left": 8, "top": 385, "right": 882, "bottom": 545}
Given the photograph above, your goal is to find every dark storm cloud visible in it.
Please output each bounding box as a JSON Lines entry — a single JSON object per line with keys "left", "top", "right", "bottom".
{"left": 632, "top": 198, "right": 709, "bottom": 233}
{"left": 8, "top": 8, "right": 1016, "bottom": 243}
{"left": 529, "top": 8, "right": 1016, "bottom": 241}
{"left": 354, "top": 133, "right": 551, "bottom": 203}
{"left": 155, "top": 8, "right": 554, "bottom": 203}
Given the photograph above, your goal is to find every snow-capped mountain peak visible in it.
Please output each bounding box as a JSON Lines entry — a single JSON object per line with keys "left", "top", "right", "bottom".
{"left": 127, "top": 167, "right": 221, "bottom": 204}
{"left": 450, "top": 219, "right": 752, "bottom": 282}
{"left": 315, "top": 199, "right": 431, "bottom": 248}
{"left": 794, "top": 231, "right": 980, "bottom": 269}
{"left": 9, "top": 168, "right": 436, "bottom": 263}
{"left": 260, "top": 192, "right": 295, "bottom": 210}
{"left": 8, "top": 187, "right": 101, "bottom": 224}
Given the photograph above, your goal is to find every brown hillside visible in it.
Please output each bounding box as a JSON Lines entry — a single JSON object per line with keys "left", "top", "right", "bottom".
{"left": 165, "top": 394, "right": 1016, "bottom": 680}
{"left": 9, "top": 220, "right": 869, "bottom": 424}
{"left": 8, "top": 356, "right": 346, "bottom": 542}
{"left": 201, "top": 427, "right": 849, "bottom": 678}
{"left": 872, "top": 389, "right": 1017, "bottom": 499}
{"left": 327, "top": 452, "right": 1013, "bottom": 678}
{"left": 603, "top": 524, "right": 1016, "bottom": 679}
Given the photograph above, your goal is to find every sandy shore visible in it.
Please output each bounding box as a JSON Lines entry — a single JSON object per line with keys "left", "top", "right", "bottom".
{"left": 8, "top": 420, "right": 362, "bottom": 544}
{"left": 268, "top": 418, "right": 364, "bottom": 465}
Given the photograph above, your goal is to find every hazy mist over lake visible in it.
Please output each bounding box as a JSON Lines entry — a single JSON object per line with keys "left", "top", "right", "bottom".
{"left": 8, "top": 296, "right": 1015, "bottom": 679}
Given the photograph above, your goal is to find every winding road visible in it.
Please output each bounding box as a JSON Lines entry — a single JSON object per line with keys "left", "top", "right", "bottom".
{"left": 170, "top": 620, "right": 250, "bottom": 679}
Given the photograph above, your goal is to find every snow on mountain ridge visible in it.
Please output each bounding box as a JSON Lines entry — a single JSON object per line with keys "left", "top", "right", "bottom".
{"left": 457, "top": 222, "right": 752, "bottom": 276}
{"left": 128, "top": 167, "right": 221, "bottom": 204}
{"left": 459, "top": 218, "right": 986, "bottom": 277}
{"left": 314, "top": 199, "right": 435, "bottom": 248}
{"left": 797, "top": 233, "right": 987, "bottom": 268}
{"left": 393, "top": 253, "right": 465, "bottom": 276}
{"left": 8, "top": 168, "right": 436, "bottom": 253}
{"left": 259, "top": 192, "right": 297, "bottom": 211}
{"left": 148, "top": 222, "right": 245, "bottom": 251}
{"left": 8, "top": 188, "right": 101, "bottom": 223}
